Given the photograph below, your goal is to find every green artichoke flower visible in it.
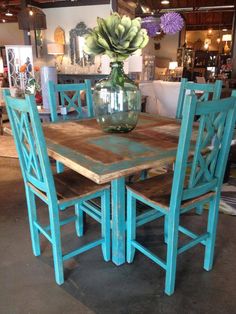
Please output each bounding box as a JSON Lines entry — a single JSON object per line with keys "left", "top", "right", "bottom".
{"left": 84, "top": 13, "right": 149, "bottom": 62}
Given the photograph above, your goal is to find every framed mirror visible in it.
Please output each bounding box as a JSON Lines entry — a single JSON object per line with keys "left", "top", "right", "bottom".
{"left": 69, "top": 22, "right": 94, "bottom": 66}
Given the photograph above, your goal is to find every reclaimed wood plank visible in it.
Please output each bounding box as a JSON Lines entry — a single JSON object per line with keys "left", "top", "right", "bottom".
{"left": 42, "top": 114, "right": 182, "bottom": 184}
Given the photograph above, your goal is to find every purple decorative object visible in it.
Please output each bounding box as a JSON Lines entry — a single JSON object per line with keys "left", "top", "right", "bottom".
{"left": 160, "top": 12, "right": 184, "bottom": 34}
{"left": 141, "top": 16, "right": 161, "bottom": 38}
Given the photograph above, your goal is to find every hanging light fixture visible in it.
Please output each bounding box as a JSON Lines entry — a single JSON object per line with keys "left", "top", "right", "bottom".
{"left": 18, "top": 6, "right": 47, "bottom": 30}
{"left": 161, "top": 0, "right": 170, "bottom": 4}
{"left": 5, "top": 9, "right": 13, "bottom": 17}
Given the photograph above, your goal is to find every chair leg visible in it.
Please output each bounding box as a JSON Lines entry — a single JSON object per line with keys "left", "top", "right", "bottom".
{"left": 75, "top": 201, "right": 83, "bottom": 237}
{"left": 56, "top": 161, "right": 64, "bottom": 173}
{"left": 204, "top": 196, "right": 220, "bottom": 271}
{"left": 195, "top": 204, "right": 204, "bottom": 215}
{"left": 127, "top": 191, "right": 136, "bottom": 263}
{"left": 25, "top": 186, "right": 41, "bottom": 256}
{"left": 48, "top": 204, "right": 64, "bottom": 285}
{"left": 101, "top": 189, "right": 111, "bottom": 261}
{"left": 164, "top": 215, "right": 168, "bottom": 244}
{"left": 165, "top": 211, "right": 180, "bottom": 296}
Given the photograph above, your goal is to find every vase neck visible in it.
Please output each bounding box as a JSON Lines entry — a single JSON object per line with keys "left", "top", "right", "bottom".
{"left": 109, "top": 62, "right": 126, "bottom": 86}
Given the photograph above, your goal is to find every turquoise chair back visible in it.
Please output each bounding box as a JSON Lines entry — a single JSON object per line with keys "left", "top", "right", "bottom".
{"left": 176, "top": 78, "right": 222, "bottom": 119}
{"left": 172, "top": 93, "right": 236, "bottom": 209}
{"left": 3, "top": 89, "right": 57, "bottom": 202}
{"left": 48, "top": 80, "right": 94, "bottom": 122}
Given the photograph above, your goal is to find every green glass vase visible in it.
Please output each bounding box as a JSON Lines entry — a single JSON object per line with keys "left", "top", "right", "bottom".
{"left": 93, "top": 61, "right": 141, "bottom": 133}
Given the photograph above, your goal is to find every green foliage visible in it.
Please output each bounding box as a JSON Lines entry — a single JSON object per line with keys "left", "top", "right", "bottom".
{"left": 84, "top": 13, "right": 149, "bottom": 62}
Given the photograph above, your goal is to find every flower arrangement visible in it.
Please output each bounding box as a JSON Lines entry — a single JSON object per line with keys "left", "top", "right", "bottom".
{"left": 19, "top": 64, "right": 41, "bottom": 95}
{"left": 141, "top": 13, "right": 184, "bottom": 38}
{"left": 141, "top": 17, "right": 161, "bottom": 37}
{"left": 84, "top": 13, "right": 149, "bottom": 62}
{"left": 160, "top": 13, "right": 184, "bottom": 35}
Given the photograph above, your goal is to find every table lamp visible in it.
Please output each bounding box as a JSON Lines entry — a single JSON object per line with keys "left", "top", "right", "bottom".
{"left": 128, "top": 55, "right": 143, "bottom": 81}
{"left": 222, "top": 34, "right": 232, "bottom": 54}
{"left": 47, "top": 43, "right": 64, "bottom": 71}
{"left": 169, "top": 61, "right": 178, "bottom": 77}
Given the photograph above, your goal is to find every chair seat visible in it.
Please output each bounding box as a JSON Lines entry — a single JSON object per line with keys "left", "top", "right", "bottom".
{"left": 127, "top": 172, "right": 214, "bottom": 210}
{"left": 54, "top": 170, "right": 110, "bottom": 204}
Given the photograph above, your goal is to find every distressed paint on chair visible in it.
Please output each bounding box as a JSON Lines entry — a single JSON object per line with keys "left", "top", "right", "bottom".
{"left": 48, "top": 79, "right": 94, "bottom": 122}
{"left": 176, "top": 78, "right": 222, "bottom": 120}
{"left": 175, "top": 78, "right": 222, "bottom": 215}
{"left": 3, "top": 90, "right": 110, "bottom": 285}
{"left": 126, "top": 93, "right": 236, "bottom": 295}
{"left": 48, "top": 79, "right": 94, "bottom": 173}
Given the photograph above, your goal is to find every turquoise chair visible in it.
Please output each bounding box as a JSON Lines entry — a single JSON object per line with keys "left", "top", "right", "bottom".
{"left": 140, "top": 79, "right": 223, "bottom": 183}
{"left": 3, "top": 90, "right": 110, "bottom": 285}
{"left": 48, "top": 79, "right": 94, "bottom": 122}
{"left": 126, "top": 93, "right": 236, "bottom": 295}
{"left": 176, "top": 78, "right": 223, "bottom": 215}
{"left": 48, "top": 80, "right": 94, "bottom": 173}
{"left": 176, "top": 78, "right": 222, "bottom": 120}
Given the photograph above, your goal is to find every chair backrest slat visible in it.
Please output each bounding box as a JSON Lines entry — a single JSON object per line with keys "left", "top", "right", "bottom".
{"left": 176, "top": 78, "right": 222, "bottom": 119}
{"left": 3, "top": 90, "right": 58, "bottom": 201}
{"left": 170, "top": 93, "right": 236, "bottom": 209}
{"left": 48, "top": 80, "right": 94, "bottom": 122}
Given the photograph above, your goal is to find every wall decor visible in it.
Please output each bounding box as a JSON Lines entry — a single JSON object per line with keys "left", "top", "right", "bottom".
{"left": 35, "top": 30, "right": 44, "bottom": 58}
{"left": 69, "top": 22, "right": 94, "bottom": 66}
{"left": 54, "top": 26, "right": 65, "bottom": 45}
{"left": 154, "top": 43, "right": 161, "bottom": 50}
{"left": 5, "top": 45, "right": 34, "bottom": 90}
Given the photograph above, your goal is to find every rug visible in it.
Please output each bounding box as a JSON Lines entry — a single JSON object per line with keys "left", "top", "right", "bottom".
{"left": 0, "top": 135, "right": 18, "bottom": 158}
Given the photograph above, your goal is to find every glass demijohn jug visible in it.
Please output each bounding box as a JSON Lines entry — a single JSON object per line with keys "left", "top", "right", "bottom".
{"left": 93, "top": 61, "right": 141, "bottom": 133}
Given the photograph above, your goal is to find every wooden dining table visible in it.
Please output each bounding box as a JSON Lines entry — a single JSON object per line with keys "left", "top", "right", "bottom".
{"left": 42, "top": 113, "right": 182, "bottom": 266}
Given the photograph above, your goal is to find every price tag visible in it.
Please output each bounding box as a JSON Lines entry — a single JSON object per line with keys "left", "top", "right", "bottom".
{"left": 60, "top": 107, "right": 67, "bottom": 115}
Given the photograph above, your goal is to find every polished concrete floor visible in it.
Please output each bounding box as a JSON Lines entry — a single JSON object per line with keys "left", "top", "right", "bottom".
{"left": 0, "top": 157, "right": 236, "bottom": 314}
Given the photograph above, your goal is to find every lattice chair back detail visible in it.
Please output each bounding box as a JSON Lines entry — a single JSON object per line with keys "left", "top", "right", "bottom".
{"left": 176, "top": 78, "right": 222, "bottom": 119}
{"left": 3, "top": 89, "right": 110, "bottom": 285}
{"left": 4, "top": 91, "right": 55, "bottom": 197}
{"left": 173, "top": 94, "right": 236, "bottom": 203}
{"left": 48, "top": 79, "right": 94, "bottom": 122}
{"left": 126, "top": 93, "right": 236, "bottom": 296}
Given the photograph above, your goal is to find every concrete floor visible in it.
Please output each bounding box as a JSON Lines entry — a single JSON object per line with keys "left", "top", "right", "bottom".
{"left": 0, "top": 157, "right": 236, "bottom": 314}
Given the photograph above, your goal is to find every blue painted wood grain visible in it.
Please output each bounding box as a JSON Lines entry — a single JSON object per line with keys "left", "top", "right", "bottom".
{"left": 3, "top": 89, "right": 111, "bottom": 285}
{"left": 126, "top": 92, "right": 236, "bottom": 295}
{"left": 176, "top": 78, "right": 222, "bottom": 119}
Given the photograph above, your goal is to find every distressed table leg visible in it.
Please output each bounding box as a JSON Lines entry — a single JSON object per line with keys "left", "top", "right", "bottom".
{"left": 111, "top": 177, "right": 126, "bottom": 266}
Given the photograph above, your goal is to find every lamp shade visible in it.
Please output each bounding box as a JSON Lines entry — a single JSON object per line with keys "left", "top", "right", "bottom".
{"left": 18, "top": 7, "right": 47, "bottom": 30}
{"left": 222, "top": 34, "right": 232, "bottom": 42}
{"left": 47, "top": 43, "right": 64, "bottom": 55}
{"left": 169, "top": 61, "right": 178, "bottom": 70}
{"left": 128, "top": 55, "right": 143, "bottom": 73}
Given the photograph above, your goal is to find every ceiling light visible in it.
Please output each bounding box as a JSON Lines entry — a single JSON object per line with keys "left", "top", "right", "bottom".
{"left": 161, "top": 0, "right": 170, "bottom": 4}
{"left": 222, "top": 28, "right": 228, "bottom": 31}
{"left": 217, "top": 38, "right": 221, "bottom": 44}
{"left": 5, "top": 10, "right": 13, "bottom": 17}
{"left": 2, "top": 19, "right": 5, "bottom": 23}
{"left": 29, "top": 9, "right": 34, "bottom": 16}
